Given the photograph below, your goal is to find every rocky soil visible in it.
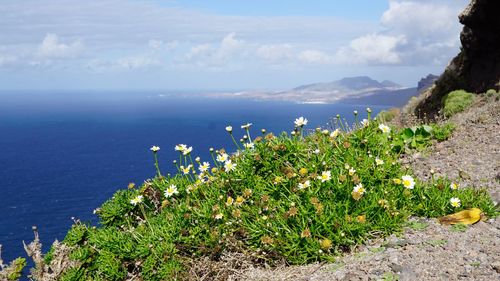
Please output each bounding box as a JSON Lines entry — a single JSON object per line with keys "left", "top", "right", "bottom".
{"left": 403, "top": 95, "right": 500, "bottom": 205}
{"left": 229, "top": 95, "right": 500, "bottom": 281}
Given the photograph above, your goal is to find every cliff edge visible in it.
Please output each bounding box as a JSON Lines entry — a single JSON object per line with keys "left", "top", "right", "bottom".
{"left": 416, "top": 0, "right": 500, "bottom": 118}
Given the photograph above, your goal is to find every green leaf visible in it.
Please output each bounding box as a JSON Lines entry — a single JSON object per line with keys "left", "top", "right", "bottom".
{"left": 401, "top": 128, "right": 414, "bottom": 140}
{"left": 422, "top": 125, "right": 433, "bottom": 133}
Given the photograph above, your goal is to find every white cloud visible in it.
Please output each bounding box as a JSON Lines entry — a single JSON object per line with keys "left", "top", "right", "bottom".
{"left": 335, "top": 34, "right": 406, "bottom": 64}
{"left": 219, "top": 33, "right": 244, "bottom": 56}
{"left": 117, "top": 56, "right": 161, "bottom": 69}
{"left": 148, "top": 39, "right": 179, "bottom": 50}
{"left": 148, "top": 39, "right": 162, "bottom": 49}
{"left": 255, "top": 44, "right": 293, "bottom": 63}
{"left": 335, "top": 0, "right": 467, "bottom": 66}
{"left": 165, "top": 41, "right": 179, "bottom": 50}
{"left": 381, "top": 1, "right": 460, "bottom": 39}
{"left": 185, "top": 44, "right": 213, "bottom": 61}
{"left": 298, "top": 50, "right": 335, "bottom": 64}
{"left": 181, "top": 33, "right": 248, "bottom": 68}
{"left": 0, "top": 1, "right": 371, "bottom": 49}
{"left": 0, "top": 54, "right": 17, "bottom": 66}
{"left": 37, "top": 33, "right": 84, "bottom": 59}
{"left": 86, "top": 56, "right": 161, "bottom": 72}
{"left": 0, "top": 0, "right": 470, "bottom": 89}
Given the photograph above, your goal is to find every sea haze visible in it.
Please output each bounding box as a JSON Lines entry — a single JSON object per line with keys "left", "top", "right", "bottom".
{"left": 0, "top": 90, "right": 388, "bottom": 263}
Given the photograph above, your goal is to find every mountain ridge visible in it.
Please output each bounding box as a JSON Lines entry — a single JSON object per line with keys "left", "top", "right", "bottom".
{"left": 293, "top": 76, "right": 402, "bottom": 92}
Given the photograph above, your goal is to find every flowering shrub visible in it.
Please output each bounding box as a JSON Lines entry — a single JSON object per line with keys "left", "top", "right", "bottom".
{"left": 42, "top": 113, "right": 496, "bottom": 280}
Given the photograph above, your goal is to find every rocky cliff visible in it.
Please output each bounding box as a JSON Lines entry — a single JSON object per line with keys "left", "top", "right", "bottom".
{"left": 416, "top": 0, "right": 500, "bottom": 117}
{"left": 417, "top": 74, "right": 439, "bottom": 93}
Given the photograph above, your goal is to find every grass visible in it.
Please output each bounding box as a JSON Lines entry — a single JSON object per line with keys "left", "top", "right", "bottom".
{"left": 382, "top": 272, "right": 400, "bottom": 281}
{"left": 450, "top": 224, "right": 469, "bottom": 233}
{"left": 9, "top": 112, "right": 498, "bottom": 280}
{"left": 431, "top": 122, "right": 455, "bottom": 142}
{"left": 442, "top": 90, "right": 475, "bottom": 117}
{"left": 406, "top": 220, "right": 428, "bottom": 231}
{"left": 426, "top": 239, "right": 447, "bottom": 247}
{"left": 376, "top": 108, "right": 400, "bottom": 123}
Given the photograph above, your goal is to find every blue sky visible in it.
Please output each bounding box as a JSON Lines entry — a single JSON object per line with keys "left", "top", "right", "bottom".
{"left": 163, "top": 1, "right": 388, "bottom": 19}
{"left": 0, "top": 0, "right": 468, "bottom": 90}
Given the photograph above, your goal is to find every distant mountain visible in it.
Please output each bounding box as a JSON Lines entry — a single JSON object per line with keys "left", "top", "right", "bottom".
{"left": 338, "top": 88, "right": 418, "bottom": 107}
{"left": 203, "top": 76, "right": 419, "bottom": 107}
{"left": 381, "top": 80, "right": 402, "bottom": 88}
{"left": 293, "top": 76, "right": 401, "bottom": 93}
{"left": 417, "top": 74, "right": 439, "bottom": 92}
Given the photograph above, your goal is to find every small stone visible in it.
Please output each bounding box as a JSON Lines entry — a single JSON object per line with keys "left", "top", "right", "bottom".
{"left": 386, "top": 239, "right": 410, "bottom": 248}
{"left": 491, "top": 261, "right": 500, "bottom": 273}
{"left": 472, "top": 160, "right": 483, "bottom": 165}
{"left": 399, "top": 266, "right": 417, "bottom": 281}
{"left": 341, "top": 272, "right": 363, "bottom": 281}
{"left": 459, "top": 170, "right": 471, "bottom": 180}
{"left": 389, "top": 263, "right": 404, "bottom": 273}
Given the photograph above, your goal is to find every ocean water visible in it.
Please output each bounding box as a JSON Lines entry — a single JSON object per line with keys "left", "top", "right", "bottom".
{"left": 0, "top": 91, "right": 388, "bottom": 264}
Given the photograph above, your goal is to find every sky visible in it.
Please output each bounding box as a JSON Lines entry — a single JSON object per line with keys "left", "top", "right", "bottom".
{"left": 0, "top": 0, "right": 469, "bottom": 90}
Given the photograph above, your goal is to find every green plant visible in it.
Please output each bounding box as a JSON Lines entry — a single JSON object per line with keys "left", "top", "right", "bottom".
{"left": 431, "top": 123, "right": 455, "bottom": 142}
{"left": 376, "top": 108, "right": 400, "bottom": 123}
{"left": 391, "top": 122, "right": 456, "bottom": 152}
{"left": 1, "top": 245, "right": 26, "bottom": 281}
{"left": 427, "top": 239, "right": 447, "bottom": 247}
{"left": 442, "top": 90, "right": 475, "bottom": 117}
{"left": 392, "top": 125, "right": 433, "bottom": 151}
{"left": 406, "top": 220, "right": 428, "bottom": 231}
{"left": 485, "top": 89, "right": 497, "bottom": 97}
{"left": 30, "top": 114, "right": 496, "bottom": 280}
{"left": 382, "top": 272, "right": 400, "bottom": 281}
{"left": 470, "top": 261, "right": 481, "bottom": 267}
{"left": 450, "top": 224, "right": 468, "bottom": 233}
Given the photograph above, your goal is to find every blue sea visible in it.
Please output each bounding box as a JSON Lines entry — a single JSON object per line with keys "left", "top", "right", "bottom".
{"left": 0, "top": 90, "right": 388, "bottom": 266}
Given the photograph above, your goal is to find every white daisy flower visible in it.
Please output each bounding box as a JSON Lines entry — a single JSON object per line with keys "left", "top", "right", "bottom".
{"left": 180, "top": 165, "right": 192, "bottom": 175}
{"left": 216, "top": 153, "right": 229, "bottom": 162}
{"left": 241, "top": 123, "right": 252, "bottom": 129}
{"left": 317, "top": 171, "right": 331, "bottom": 182}
{"left": 182, "top": 146, "right": 193, "bottom": 155}
{"left": 450, "top": 197, "right": 461, "bottom": 208}
{"left": 224, "top": 160, "right": 237, "bottom": 172}
{"left": 361, "top": 119, "right": 369, "bottom": 127}
{"left": 298, "top": 180, "right": 311, "bottom": 190}
{"left": 243, "top": 142, "right": 255, "bottom": 149}
{"left": 130, "top": 195, "right": 143, "bottom": 206}
{"left": 150, "top": 146, "right": 160, "bottom": 152}
{"left": 330, "top": 129, "right": 340, "bottom": 138}
{"left": 198, "top": 162, "right": 210, "bottom": 172}
{"left": 353, "top": 183, "right": 366, "bottom": 195}
{"left": 401, "top": 175, "right": 415, "bottom": 189}
{"left": 378, "top": 124, "right": 391, "bottom": 134}
{"left": 164, "top": 184, "right": 179, "bottom": 198}
{"left": 294, "top": 117, "right": 308, "bottom": 127}
{"left": 175, "top": 144, "right": 187, "bottom": 152}
{"left": 348, "top": 168, "right": 356, "bottom": 176}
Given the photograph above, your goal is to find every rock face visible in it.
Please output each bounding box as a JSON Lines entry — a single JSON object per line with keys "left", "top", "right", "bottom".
{"left": 416, "top": 0, "right": 500, "bottom": 117}
{"left": 417, "top": 74, "right": 439, "bottom": 93}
